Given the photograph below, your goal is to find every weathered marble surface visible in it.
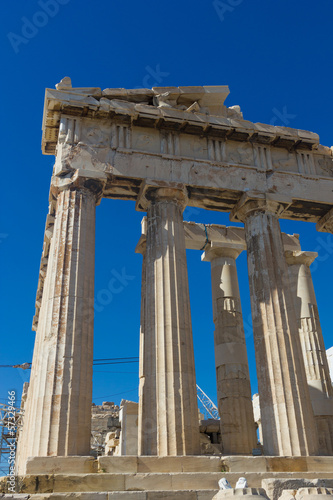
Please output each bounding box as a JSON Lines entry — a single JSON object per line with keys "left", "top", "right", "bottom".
{"left": 202, "top": 243, "right": 257, "bottom": 455}
{"left": 137, "top": 186, "right": 200, "bottom": 456}
{"left": 231, "top": 194, "right": 319, "bottom": 456}
{"left": 286, "top": 251, "right": 333, "bottom": 455}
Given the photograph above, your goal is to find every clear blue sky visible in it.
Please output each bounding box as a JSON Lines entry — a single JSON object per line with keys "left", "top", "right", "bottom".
{"left": 1, "top": 0, "right": 333, "bottom": 410}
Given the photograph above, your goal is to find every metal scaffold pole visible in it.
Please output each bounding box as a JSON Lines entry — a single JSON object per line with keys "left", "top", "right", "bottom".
{"left": 0, "top": 403, "right": 24, "bottom": 477}
{"left": 196, "top": 385, "right": 220, "bottom": 420}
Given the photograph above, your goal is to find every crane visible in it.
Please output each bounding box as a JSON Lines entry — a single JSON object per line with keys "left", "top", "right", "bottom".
{"left": 196, "top": 384, "right": 220, "bottom": 420}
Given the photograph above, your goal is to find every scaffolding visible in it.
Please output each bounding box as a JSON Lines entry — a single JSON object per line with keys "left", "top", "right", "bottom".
{"left": 196, "top": 384, "right": 220, "bottom": 420}
{"left": 0, "top": 403, "right": 24, "bottom": 477}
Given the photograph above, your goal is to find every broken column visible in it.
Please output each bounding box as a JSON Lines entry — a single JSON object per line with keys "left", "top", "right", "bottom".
{"left": 16, "top": 173, "right": 104, "bottom": 473}
{"left": 136, "top": 183, "right": 200, "bottom": 456}
{"left": 118, "top": 400, "right": 139, "bottom": 455}
{"left": 286, "top": 250, "right": 333, "bottom": 455}
{"left": 202, "top": 242, "right": 257, "bottom": 454}
{"left": 231, "top": 193, "right": 318, "bottom": 456}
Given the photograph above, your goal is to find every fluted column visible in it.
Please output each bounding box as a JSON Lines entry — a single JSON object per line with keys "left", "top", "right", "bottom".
{"left": 137, "top": 185, "right": 200, "bottom": 456}
{"left": 16, "top": 176, "right": 103, "bottom": 473}
{"left": 231, "top": 194, "right": 318, "bottom": 456}
{"left": 202, "top": 243, "right": 257, "bottom": 454}
{"left": 135, "top": 222, "right": 155, "bottom": 456}
{"left": 286, "top": 250, "right": 333, "bottom": 455}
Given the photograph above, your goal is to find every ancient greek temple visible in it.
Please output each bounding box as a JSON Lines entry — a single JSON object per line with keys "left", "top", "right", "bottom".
{"left": 15, "top": 78, "right": 333, "bottom": 479}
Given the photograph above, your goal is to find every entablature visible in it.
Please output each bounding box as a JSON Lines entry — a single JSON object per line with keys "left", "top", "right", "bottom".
{"left": 42, "top": 79, "right": 333, "bottom": 226}
{"left": 42, "top": 79, "right": 326, "bottom": 157}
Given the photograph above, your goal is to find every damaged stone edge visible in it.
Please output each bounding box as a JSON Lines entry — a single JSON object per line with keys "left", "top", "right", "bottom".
{"left": 41, "top": 80, "right": 326, "bottom": 156}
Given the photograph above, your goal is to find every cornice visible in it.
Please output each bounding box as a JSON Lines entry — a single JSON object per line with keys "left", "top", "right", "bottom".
{"left": 42, "top": 80, "right": 323, "bottom": 156}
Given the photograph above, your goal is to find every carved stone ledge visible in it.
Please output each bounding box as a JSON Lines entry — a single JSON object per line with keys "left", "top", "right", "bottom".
{"left": 42, "top": 84, "right": 322, "bottom": 156}
{"left": 202, "top": 241, "right": 245, "bottom": 261}
{"left": 285, "top": 250, "right": 318, "bottom": 266}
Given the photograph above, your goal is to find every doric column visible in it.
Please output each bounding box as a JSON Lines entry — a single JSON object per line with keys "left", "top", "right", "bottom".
{"left": 202, "top": 243, "right": 257, "bottom": 454}
{"left": 16, "top": 173, "right": 104, "bottom": 473}
{"left": 231, "top": 193, "right": 318, "bottom": 456}
{"left": 136, "top": 183, "right": 200, "bottom": 456}
{"left": 135, "top": 221, "right": 154, "bottom": 456}
{"left": 286, "top": 250, "right": 333, "bottom": 455}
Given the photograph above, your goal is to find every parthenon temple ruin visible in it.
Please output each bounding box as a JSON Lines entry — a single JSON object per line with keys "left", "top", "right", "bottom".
{"left": 4, "top": 78, "right": 333, "bottom": 499}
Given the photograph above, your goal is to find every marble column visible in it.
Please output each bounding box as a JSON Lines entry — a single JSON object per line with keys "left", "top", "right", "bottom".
{"left": 202, "top": 243, "right": 257, "bottom": 454}
{"left": 137, "top": 186, "right": 200, "bottom": 456}
{"left": 16, "top": 177, "right": 103, "bottom": 473}
{"left": 286, "top": 250, "right": 333, "bottom": 455}
{"left": 231, "top": 194, "right": 318, "bottom": 457}
{"left": 135, "top": 224, "right": 155, "bottom": 456}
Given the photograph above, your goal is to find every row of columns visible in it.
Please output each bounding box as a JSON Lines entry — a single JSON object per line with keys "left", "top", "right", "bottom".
{"left": 17, "top": 181, "right": 333, "bottom": 474}
{"left": 136, "top": 189, "right": 332, "bottom": 457}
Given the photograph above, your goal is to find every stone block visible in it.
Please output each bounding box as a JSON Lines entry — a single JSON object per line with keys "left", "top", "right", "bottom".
{"left": 181, "top": 457, "right": 223, "bottom": 473}
{"left": 0, "top": 495, "right": 30, "bottom": 499}
{"left": 171, "top": 473, "right": 222, "bottom": 491}
{"left": 26, "top": 457, "right": 97, "bottom": 475}
{"left": 266, "top": 458, "right": 308, "bottom": 473}
{"left": 146, "top": 491, "right": 197, "bottom": 500}
{"left": 278, "top": 491, "right": 296, "bottom": 500}
{"left": 261, "top": 479, "right": 329, "bottom": 500}
{"left": 212, "top": 489, "right": 269, "bottom": 500}
{"left": 305, "top": 458, "right": 333, "bottom": 473}
{"left": 30, "top": 494, "right": 108, "bottom": 499}
{"left": 137, "top": 457, "right": 183, "bottom": 473}
{"left": 52, "top": 474, "right": 125, "bottom": 493}
{"left": 296, "top": 488, "right": 333, "bottom": 500}
{"left": 124, "top": 473, "right": 172, "bottom": 491}
{"left": 108, "top": 493, "right": 146, "bottom": 499}
{"left": 221, "top": 457, "right": 267, "bottom": 473}
{"left": 98, "top": 457, "right": 138, "bottom": 473}
{"left": 136, "top": 456, "right": 222, "bottom": 473}
{"left": 197, "top": 492, "right": 219, "bottom": 500}
{"left": 15, "top": 475, "right": 55, "bottom": 494}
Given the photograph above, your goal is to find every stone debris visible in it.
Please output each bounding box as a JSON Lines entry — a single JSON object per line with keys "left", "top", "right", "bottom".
{"left": 91, "top": 402, "right": 120, "bottom": 457}
{"left": 261, "top": 479, "right": 333, "bottom": 500}
{"left": 213, "top": 488, "right": 269, "bottom": 500}
{"left": 199, "top": 419, "right": 222, "bottom": 455}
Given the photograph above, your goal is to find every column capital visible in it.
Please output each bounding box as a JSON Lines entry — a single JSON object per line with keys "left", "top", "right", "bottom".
{"left": 230, "top": 192, "right": 292, "bottom": 223}
{"left": 202, "top": 242, "right": 245, "bottom": 262}
{"left": 135, "top": 217, "right": 148, "bottom": 255}
{"left": 285, "top": 250, "right": 318, "bottom": 267}
{"left": 316, "top": 206, "right": 333, "bottom": 233}
{"left": 51, "top": 168, "right": 107, "bottom": 205}
{"left": 135, "top": 235, "right": 146, "bottom": 255}
{"left": 135, "top": 180, "right": 188, "bottom": 212}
